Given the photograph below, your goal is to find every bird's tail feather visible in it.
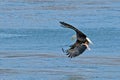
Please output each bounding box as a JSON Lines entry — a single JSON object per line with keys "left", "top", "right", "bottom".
{"left": 86, "top": 37, "right": 93, "bottom": 45}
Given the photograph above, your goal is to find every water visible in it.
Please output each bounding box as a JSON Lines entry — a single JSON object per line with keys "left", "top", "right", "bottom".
{"left": 0, "top": 0, "right": 120, "bottom": 80}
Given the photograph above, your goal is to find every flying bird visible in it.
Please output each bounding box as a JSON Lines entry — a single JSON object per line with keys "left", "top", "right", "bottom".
{"left": 60, "top": 21, "right": 93, "bottom": 58}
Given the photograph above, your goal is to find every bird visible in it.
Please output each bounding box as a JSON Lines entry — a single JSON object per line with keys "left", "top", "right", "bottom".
{"left": 60, "top": 21, "right": 93, "bottom": 58}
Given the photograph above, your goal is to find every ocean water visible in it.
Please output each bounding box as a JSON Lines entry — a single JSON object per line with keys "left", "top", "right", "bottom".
{"left": 0, "top": 0, "right": 120, "bottom": 80}
{"left": 0, "top": 28, "right": 120, "bottom": 56}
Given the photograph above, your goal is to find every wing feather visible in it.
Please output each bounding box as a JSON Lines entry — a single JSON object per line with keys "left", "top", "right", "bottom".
{"left": 59, "top": 22, "right": 86, "bottom": 38}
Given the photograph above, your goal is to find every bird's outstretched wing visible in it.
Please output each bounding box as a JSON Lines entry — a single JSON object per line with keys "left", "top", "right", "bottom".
{"left": 59, "top": 21, "right": 87, "bottom": 43}
{"left": 60, "top": 21, "right": 86, "bottom": 38}
{"left": 66, "top": 44, "right": 87, "bottom": 58}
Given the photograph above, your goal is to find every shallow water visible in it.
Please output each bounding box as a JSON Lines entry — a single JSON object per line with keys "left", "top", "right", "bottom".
{"left": 0, "top": 0, "right": 120, "bottom": 80}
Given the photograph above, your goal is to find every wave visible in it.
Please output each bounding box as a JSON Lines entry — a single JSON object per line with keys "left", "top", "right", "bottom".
{"left": 0, "top": 33, "right": 27, "bottom": 38}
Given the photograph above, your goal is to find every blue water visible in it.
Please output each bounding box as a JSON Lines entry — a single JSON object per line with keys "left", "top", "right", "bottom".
{"left": 0, "top": 0, "right": 120, "bottom": 80}
{"left": 0, "top": 28, "right": 120, "bottom": 56}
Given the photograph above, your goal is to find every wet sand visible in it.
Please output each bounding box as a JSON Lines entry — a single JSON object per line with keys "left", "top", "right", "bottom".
{"left": 0, "top": 52, "right": 120, "bottom": 80}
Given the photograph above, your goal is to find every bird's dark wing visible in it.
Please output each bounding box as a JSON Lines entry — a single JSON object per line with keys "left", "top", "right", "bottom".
{"left": 66, "top": 44, "right": 87, "bottom": 58}
{"left": 59, "top": 21, "right": 87, "bottom": 40}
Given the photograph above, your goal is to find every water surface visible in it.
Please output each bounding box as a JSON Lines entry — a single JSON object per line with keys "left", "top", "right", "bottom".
{"left": 0, "top": 0, "right": 120, "bottom": 80}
